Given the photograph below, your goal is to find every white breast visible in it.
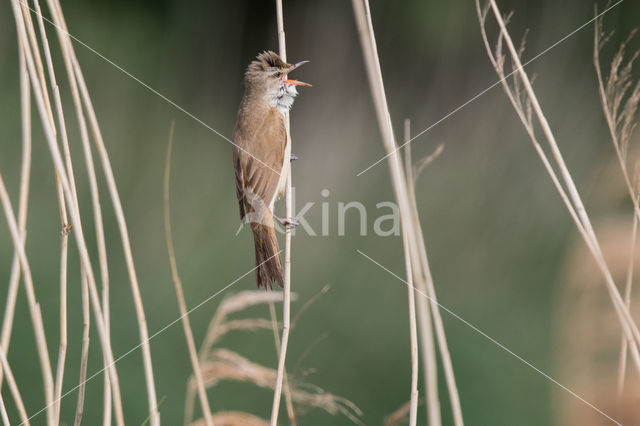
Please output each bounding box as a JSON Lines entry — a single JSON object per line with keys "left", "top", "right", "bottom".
{"left": 266, "top": 82, "right": 296, "bottom": 210}
{"left": 267, "top": 83, "right": 299, "bottom": 114}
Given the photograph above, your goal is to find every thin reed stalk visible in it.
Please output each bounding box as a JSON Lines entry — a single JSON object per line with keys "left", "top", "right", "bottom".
{"left": 0, "top": 392, "right": 9, "bottom": 426}
{"left": 618, "top": 213, "right": 638, "bottom": 392}
{"left": 404, "top": 121, "right": 441, "bottom": 426}
{"left": 352, "top": 1, "right": 464, "bottom": 424}
{"left": 408, "top": 198, "right": 459, "bottom": 426}
{"left": 28, "top": 1, "right": 74, "bottom": 420}
{"left": 270, "top": 0, "right": 293, "bottom": 424}
{"left": 0, "top": 172, "right": 54, "bottom": 426}
{"left": 74, "top": 274, "right": 91, "bottom": 426}
{"left": 164, "top": 123, "right": 214, "bottom": 426}
{"left": 402, "top": 121, "right": 419, "bottom": 426}
{"left": 18, "top": 0, "right": 53, "bottom": 127}
{"left": 0, "top": 344, "right": 29, "bottom": 425}
{"left": 476, "top": 0, "right": 640, "bottom": 375}
{"left": 53, "top": 174, "right": 69, "bottom": 426}
{"left": 401, "top": 231, "right": 419, "bottom": 426}
{"left": 0, "top": 47, "right": 31, "bottom": 388}
{"left": 267, "top": 302, "right": 297, "bottom": 424}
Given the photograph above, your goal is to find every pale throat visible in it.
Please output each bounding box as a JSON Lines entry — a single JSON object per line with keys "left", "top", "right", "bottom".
{"left": 267, "top": 82, "right": 298, "bottom": 114}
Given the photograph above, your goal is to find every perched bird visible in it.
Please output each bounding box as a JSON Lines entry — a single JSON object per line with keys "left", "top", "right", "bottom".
{"left": 232, "top": 51, "right": 310, "bottom": 289}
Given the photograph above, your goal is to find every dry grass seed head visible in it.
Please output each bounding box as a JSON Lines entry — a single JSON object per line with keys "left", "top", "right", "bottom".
{"left": 599, "top": 25, "right": 640, "bottom": 161}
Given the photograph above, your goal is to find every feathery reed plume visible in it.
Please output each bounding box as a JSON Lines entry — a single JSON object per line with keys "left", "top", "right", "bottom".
{"left": 594, "top": 19, "right": 640, "bottom": 168}
{"left": 185, "top": 290, "right": 362, "bottom": 425}
{"left": 203, "top": 350, "right": 361, "bottom": 422}
{"left": 352, "top": 1, "right": 463, "bottom": 424}
{"left": 385, "top": 399, "right": 424, "bottom": 426}
{"left": 186, "top": 290, "right": 290, "bottom": 424}
{"left": 192, "top": 412, "right": 268, "bottom": 426}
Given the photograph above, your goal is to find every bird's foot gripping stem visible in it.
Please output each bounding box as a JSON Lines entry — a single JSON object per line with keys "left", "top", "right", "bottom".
{"left": 274, "top": 215, "right": 299, "bottom": 228}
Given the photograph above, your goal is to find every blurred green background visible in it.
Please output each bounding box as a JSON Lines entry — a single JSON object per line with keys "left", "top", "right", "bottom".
{"left": 1, "top": 0, "right": 640, "bottom": 424}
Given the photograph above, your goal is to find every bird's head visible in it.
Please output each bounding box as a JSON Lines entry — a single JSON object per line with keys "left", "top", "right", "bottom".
{"left": 245, "top": 51, "right": 310, "bottom": 112}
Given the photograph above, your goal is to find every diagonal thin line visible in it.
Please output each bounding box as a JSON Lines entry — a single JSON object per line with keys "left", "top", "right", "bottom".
{"left": 20, "top": 251, "right": 282, "bottom": 426}
{"left": 356, "top": 249, "right": 622, "bottom": 426}
{"left": 356, "top": 0, "right": 623, "bottom": 176}
{"left": 19, "top": 0, "right": 281, "bottom": 176}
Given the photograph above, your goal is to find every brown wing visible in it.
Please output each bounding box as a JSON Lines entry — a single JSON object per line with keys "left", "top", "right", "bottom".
{"left": 233, "top": 108, "right": 286, "bottom": 220}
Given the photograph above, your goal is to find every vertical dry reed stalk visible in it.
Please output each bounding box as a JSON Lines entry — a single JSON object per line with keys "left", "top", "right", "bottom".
{"left": 267, "top": 301, "right": 297, "bottom": 424}
{"left": 0, "top": 47, "right": 31, "bottom": 389}
{"left": 28, "top": 1, "right": 77, "bottom": 421}
{"left": 402, "top": 121, "right": 420, "bottom": 426}
{"left": 351, "top": 1, "right": 464, "bottom": 424}
{"left": 270, "top": 1, "right": 293, "bottom": 425}
{"left": 74, "top": 274, "right": 90, "bottom": 426}
{"left": 404, "top": 121, "right": 442, "bottom": 426}
{"left": 53, "top": 172, "right": 69, "bottom": 426}
{"left": 476, "top": 0, "right": 640, "bottom": 377}
{"left": 618, "top": 213, "right": 638, "bottom": 391}
{"left": 164, "top": 123, "right": 214, "bottom": 426}
{"left": 401, "top": 233, "right": 419, "bottom": 426}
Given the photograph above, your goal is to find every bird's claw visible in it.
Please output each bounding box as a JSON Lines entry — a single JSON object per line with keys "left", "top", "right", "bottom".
{"left": 275, "top": 216, "right": 299, "bottom": 228}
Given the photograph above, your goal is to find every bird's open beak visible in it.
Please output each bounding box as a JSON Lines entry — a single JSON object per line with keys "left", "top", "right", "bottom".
{"left": 285, "top": 79, "right": 312, "bottom": 87}
{"left": 285, "top": 60, "right": 311, "bottom": 87}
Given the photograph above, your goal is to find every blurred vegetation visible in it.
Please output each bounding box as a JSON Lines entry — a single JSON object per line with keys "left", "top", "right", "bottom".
{"left": 1, "top": 0, "right": 640, "bottom": 424}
